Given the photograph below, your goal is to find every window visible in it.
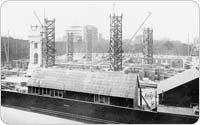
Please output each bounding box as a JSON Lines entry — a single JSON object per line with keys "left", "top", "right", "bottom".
{"left": 47, "top": 89, "right": 50, "bottom": 95}
{"left": 105, "top": 96, "right": 110, "bottom": 104}
{"left": 100, "top": 95, "right": 104, "bottom": 103}
{"left": 39, "top": 88, "right": 42, "bottom": 95}
{"left": 33, "top": 87, "right": 36, "bottom": 93}
{"left": 94, "top": 95, "right": 110, "bottom": 104}
{"left": 31, "top": 87, "right": 33, "bottom": 93}
{"left": 29, "top": 87, "right": 32, "bottom": 93}
{"left": 55, "top": 90, "right": 58, "bottom": 96}
{"left": 58, "top": 90, "right": 63, "bottom": 97}
{"left": 34, "top": 43, "right": 38, "bottom": 48}
{"left": 167, "top": 59, "right": 170, "bottom": 63}
{"left": 163, "top": 59, "right": 166, "bottom": 63}
{"left": 50, "top": 89, "right": 54, "bottom": 96}
{"left": 34, "top": 53, "right": 38, "bottom": 64}
{"left": 153, "top": 59, "right": 156, "bottom": 63}
{"left": 43, "top": 88, "right": 46, "bottom": 94}
{"left": 36, "top": 87, "right": 39, "bottom": 94}
{"left": 94, "top": 95, "right": 99, "bottom": 102}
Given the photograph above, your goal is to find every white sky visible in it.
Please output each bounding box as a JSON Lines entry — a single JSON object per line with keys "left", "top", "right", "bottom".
{"left": 1, "top": 1, "right": 199, "bottom": 43}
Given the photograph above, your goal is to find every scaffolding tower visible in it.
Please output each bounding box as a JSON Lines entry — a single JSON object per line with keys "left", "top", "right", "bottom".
{"left": 43, "top": 18, "right": 56, "bottom": 67}
{"left": 86, "top": 29, "right": 92, "bottom": 61}
{"left": 109, "top": 14, "right": 123, "bottom": 71}
{"left": 67, "top": 32, "right": 74, "bottom": 62}
{"left": 143, "top": 27, "right": 153, "bottom": 64}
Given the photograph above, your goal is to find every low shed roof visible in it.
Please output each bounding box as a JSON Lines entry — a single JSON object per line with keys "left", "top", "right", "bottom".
{"left": 157, "top": 67, "right": 199, "bottom": 94}
{"left": 28, "top": 68, "right": 138, "bottom": 98}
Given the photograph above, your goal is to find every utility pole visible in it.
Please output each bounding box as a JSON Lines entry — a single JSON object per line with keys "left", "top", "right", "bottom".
{"left": 188, "top": 33, "right": 190, "bottom": 57}
{"left": 3, "top": 38, "right": 8, "bottom": 65}
{"left": 3, "top": 31, "right": 10, "bottom": 66}
{"left": 7, "top": 30, "right": 9, "bottom": 64}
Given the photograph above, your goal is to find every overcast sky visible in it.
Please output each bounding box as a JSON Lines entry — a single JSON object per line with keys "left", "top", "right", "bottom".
{"left": 1, "top": 1, "right": 199, "bottom": 43}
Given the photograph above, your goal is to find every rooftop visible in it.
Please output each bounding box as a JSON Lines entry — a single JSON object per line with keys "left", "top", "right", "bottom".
{"left": 157, "top": 67, "right": 199, "bottom": 94}
{"left": 28, "top": 68, "right": 138, "bottom": 98}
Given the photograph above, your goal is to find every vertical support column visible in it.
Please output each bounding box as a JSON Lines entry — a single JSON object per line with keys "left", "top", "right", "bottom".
{"left": 43, "top": 18, "right": 56, "bottom": 67}
{"left": 140, "top": 88, "right": 142, "bottom": 107}
{"left": 155, "top": 90, "right": 157, "bottom": 111}
{"left": 143, "top": 28, "right": 153, "bottom": 64}
{"left": 67, "top": 32, "right": 74, "bottom": 62}
{"left": 109, "top": 14, "right": 123, "bottom": 71}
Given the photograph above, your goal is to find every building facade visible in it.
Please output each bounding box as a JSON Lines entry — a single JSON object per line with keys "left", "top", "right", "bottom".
{"left": 83, "top": 25, "right": 98, "bottom": 43}
{"left": 28, "top": 27, "right": 43, "bottom": 69}
{"left": 66, "top": 26, "right": 84, "bottom": 43}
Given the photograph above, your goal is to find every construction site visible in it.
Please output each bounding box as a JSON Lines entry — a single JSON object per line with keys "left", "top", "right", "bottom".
{"left": 1, "top": 1, "right": 199, "bottom": 124}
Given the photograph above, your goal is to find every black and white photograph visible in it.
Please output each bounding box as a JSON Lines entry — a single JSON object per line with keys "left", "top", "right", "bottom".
{"left": 1, "top": 0, "right": 199, "bottom": 124}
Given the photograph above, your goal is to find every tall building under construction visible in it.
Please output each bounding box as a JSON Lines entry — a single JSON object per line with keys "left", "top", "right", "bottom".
{"left": 66, "top": 26, "right": 83, "bottom": 43}
{"left": 66, "top": 32, "right": 74, "bottom": 62}
{"left": 84, "top": 25, "right": 98, "bottom": 61}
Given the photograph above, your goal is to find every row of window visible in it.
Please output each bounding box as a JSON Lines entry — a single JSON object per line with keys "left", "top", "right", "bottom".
{"left": 132, "top": 58, "right": 183, "bottom": 64}
{"left": 29, "top": 87, "right": 111, "bottom": 104}
{"left": 29, "top": 87, "right": 63, "bottom": 97}
{"left": 28, "top": 87, "right": 135, "bottom": 108}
